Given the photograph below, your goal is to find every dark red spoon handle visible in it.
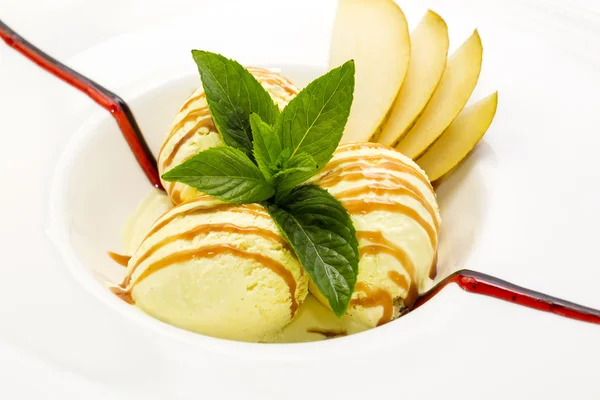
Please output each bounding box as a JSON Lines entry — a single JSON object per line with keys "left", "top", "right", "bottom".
{"left": 416, "top": 269, "right": 600, "bottom": 325}
{"left": 0, "top": 19, "right": 163, "bottom": 190}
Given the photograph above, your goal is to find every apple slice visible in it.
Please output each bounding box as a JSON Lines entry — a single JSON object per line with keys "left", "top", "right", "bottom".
{"left": 396, "top": 30, "right": 483, "bottom": 159}
{"left": 376, "top": 10, "right": 449, "bottom": 146}
{"left": 330, "top": 0, "right": 411, "bottom": 144}
{"left": 416, "top": 92, "right": 498, "bottom": 181}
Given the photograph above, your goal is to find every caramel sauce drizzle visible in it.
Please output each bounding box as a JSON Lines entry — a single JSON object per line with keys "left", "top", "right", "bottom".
{"left": 357, "top": 231, "right": 416, "bottom": 280}
{"left": 319, "top": 155, "right": 433, "bottom": 191}
{"left": 344, "top": 199, "right": 437, "bottom": 248}
{"left": 350, "top": 282, "right": 393, "bottom": 326}
{"left": 168, "top": 108, "right": 212, "bottom": 138}
{"left": 337, "top": 142, "right": 397, "bottom": 154}
{"left": 110, "top": 287, "right": 134, "bottom": 304}
{"left": 260, "top": 77, "right": 297, "bottom": 96}
{"left": 131, "top": 223, "right": 292, "bottom": 272}
{"left": 179, "top": 92, "right": 206, "bottom": 113}
{"left": 132, "top": 244, "right": 299, "bottom": 315}
{"left": 249, "top": 69, "right": 298, "bottom": 96}
{"left": 145, "top": 203, "right": 268, "bottom": 239}
{"left": 170, "top": 189, "right": 182, "bottom": 204}
{"left": 357, "top": 231, "right": 418, "bottom": 308}
{"left": 306, "top": 328, "right": 347, "bottom": 339}
{"left": 429, "top": 252, "right": 438, "bottom": 280}
{"left": 336, "top": 184, "right": 439, "bottom": 232}
{"left": 388, "top": 270, "right": 418, "bottom": 308}
{"left": 107, "top": 252, "right": 131, "bottom": 268}
{"left": 165, "top": 182, "right": 181, "bottom": 204}
{"left": 162, "top": 113, "right": 215, "bottom": 169}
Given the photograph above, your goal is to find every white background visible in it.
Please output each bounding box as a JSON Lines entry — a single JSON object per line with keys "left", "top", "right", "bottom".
{"left": 1, "top": 0, "right": 600, "bottom": 398}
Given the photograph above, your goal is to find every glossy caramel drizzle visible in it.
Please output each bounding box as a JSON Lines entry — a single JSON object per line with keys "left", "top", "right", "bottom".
{"left": 107, "top": 252, "right": 131, "bottom": 267}
{"left": 350, "top": 282, "right": 393, "bottom": 326}
{"left": 357, "top": 231, "right": 415, "bottom": 280}
{"left": 170, "top": 189, "right": 182, "bottom": 204}
{"left": 319, "top": 155, "right": 433, "bottom": 191}
{"left": 245, "top": 67, "right": 298, "bottom": 96}
{"left": 357, "top": 231, "right": 418, "bottom": 308}
{"left": 162, "top": 113, "right": 215, "bottom": 168}
{"left": 261, "top": 77, "right": 297, "bottom": 95}
{"left": 132, "top": 244, "right": 299, "bottom": 315}
{"left": 168, "top": 108, "right": 213, "bottom": 138}
{"left": 337, "top": 142, "right": 391, "bottom": 151}
{"left": 179, "top": 92, "right": 206, "bottom": 113}
{"left": 344, "top": 200, "right": 437, "bottom": 248}
{"left": 165, "top": 182, "right": 180, "bottom": 203}
{"left": 337, "top": 142, "right": 413, "bottom": 156}
{"left": 158, "top": 110, "right": 208, "bottom": 160}
{"left": 131, "top": 223, "right": 292, "bottom": 271}
{"left": 335, "top": 184, "right": 439, "bottom": 232}
{"left": 306, "top": 328, "right": 347, "bottom": 338}
{"left": 110, "top": 287, "right": 134, "bottom": 304}
{"left": 429, "top": 251, "right": 438, "bottom": 280}
{"left": 388, "top": 270, "right": 418, "bottom": 308}
{"left": 145, "top": 203, "right": 268, "bottom": 239}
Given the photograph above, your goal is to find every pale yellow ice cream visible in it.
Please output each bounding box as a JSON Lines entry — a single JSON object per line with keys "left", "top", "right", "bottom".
{"left": 116, "top": 142, "right": 439, "bottom": 339}
{"left": 117, "top": 195, "right": 309, "bottom": 342}
{"left": 158, "top": 67, "right": 298, "bottom": 205}
{"left": 120, "top": 190, "right": 368, "bottom": 343}
{"left": 310, "top": 142, "right": 441, "bottom": 328}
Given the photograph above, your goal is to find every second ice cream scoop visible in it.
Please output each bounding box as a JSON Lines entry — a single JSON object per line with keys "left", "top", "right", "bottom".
{"left": 311, "top": 142, "right": 441, "bottom": 327}
{"left": 158, "top": 67, "right": 298, "bottom": 205}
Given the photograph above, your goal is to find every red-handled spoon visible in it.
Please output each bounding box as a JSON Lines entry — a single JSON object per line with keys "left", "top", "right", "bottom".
{"left": 0, "top": 19, "right": 163, "bottom": 190}
{"left": 416, "top": 269, "right": 600, "bottom": 324}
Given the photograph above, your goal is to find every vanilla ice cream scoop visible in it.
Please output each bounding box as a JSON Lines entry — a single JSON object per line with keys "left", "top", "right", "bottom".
{"left": 311, "top": 142, "right": 441, "bottom": 327}
{"left": 158, "top": 67, "right": 299, "bottom": 204}
{"left": 115, "top": 196, "right": 309, "bottom": 342}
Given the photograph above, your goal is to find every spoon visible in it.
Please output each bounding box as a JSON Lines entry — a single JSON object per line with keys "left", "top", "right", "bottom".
{"left": 2, "top": 20, "right": 599, "bottom": 326}
{"left": 0, "top": 19, "right": 163, "bottom": 190}
{"left": 415, "top": 269, "right": 600, "bottom": 324}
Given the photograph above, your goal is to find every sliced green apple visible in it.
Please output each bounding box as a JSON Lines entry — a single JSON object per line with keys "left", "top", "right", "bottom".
{"left": 416, "top": 92, "right": 498, "bottom": 181}
{"left": 376, "top": 10, "right": 449, "bottom": 146}
{"left": 396, "top": 30, "right": 483, "bottom": 159}
{"left": 330, "top": 0, "right": 411, "bottom": 144}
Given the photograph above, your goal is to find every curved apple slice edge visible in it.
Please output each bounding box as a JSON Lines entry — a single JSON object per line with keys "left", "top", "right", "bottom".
{"left": 415, "top": 92, "right": 499, "bottom": 182}
{"left": 395, "top": 30, "right": 484, "bottom": 159}
{"left": 330, "top": 0, "right": 412, "bottom": 144}
{"left": 376, "top": 10, "right": 450, "bottom": 147}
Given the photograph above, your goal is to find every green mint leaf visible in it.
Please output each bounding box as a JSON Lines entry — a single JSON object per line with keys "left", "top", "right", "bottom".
{"left": 162, "top": 147, "right": 275, "bottom": 204}
{"left": 272, "top": 152, "right": 319, "bottom": 191}
{"left": 269, "top": 148, "right": 292, "bottom": 171}
{"left": 277, "top": 60, "right": 355, "bottom": 170}
{"left": 250, "top": 113, "right": 281, "bottom": 180}
{"left": 191, "top": 50, "right": 279, "bottom": 157}
{"left": 267, "top": 185, "right": 359, "bottom": 317}
{"left": 284, "top": 152, "right": 318, "bottom": 172}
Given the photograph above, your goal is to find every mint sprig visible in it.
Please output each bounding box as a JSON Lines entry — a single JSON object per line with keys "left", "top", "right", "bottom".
{"left": 192, "top": 50, "right": 280, "bottom": 157}
{"left": 163, "top": 52, "right": 357, "bottom": 315}
{"left": 278, "top": 60, "right": 355, "bottom": 168}
{"left": 267, "top": 185, "right": 359, "bottom": 317}
{"left": 250, "top": 113, "right": 281, "bottom": 181}
{"left": 161, "top": 147, "right": 275, "bottom": 203}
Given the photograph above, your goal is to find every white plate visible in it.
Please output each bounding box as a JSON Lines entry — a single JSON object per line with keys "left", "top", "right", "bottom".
{"left": 1, "top": 0, "right": 600, "bottom": 398}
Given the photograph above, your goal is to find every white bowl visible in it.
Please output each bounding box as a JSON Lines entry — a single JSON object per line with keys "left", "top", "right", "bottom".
{"left": 47, "top": 64, "right": 490, "bottom": 358}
